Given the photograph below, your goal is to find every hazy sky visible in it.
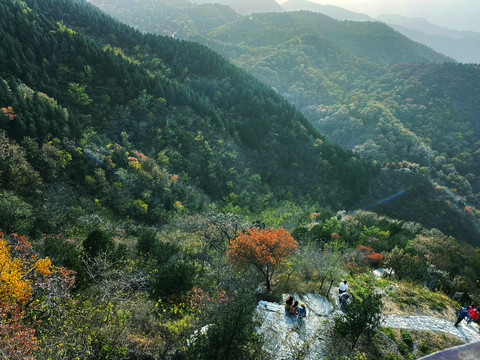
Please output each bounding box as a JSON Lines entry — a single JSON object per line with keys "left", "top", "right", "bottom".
{"left": 278, "top": 0, "right": 480, "bottom": 32}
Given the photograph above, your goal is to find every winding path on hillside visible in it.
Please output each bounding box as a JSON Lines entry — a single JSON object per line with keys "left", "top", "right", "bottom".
{"left": 382, "top": 314, "right": 480, "bottom": 343}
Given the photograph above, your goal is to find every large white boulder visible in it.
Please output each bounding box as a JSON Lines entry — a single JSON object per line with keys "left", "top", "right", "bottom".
{"left": 256, "top": 293, "right": 332, "bottom": 359}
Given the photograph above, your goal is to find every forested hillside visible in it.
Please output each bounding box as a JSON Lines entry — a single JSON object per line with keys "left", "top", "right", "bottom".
{"left": 86, "top": 0, "right": 480, "bottom": 243}
{"left": 2, "top": 0, "right": 379, "bottom": 217}
{"left": 90, "top": 0, "right": 451, "bottom": 66}
{"left": 89, "top": 0, "right": 239, "bottom": 37}
{"left": 2, "top": 1, "right": 480, "bottom": 359}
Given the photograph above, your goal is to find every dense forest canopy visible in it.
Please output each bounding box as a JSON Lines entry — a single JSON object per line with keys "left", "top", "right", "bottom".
{"left": 86, "top": 0, "right": 480, "bottom": 244}
{"left": 1, "top": 0, "right": 380, "bottom": 214}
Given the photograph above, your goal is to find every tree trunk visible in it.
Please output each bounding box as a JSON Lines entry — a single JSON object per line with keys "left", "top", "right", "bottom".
{"left": 319, "top": 275, "right": 326, "bottom": 290}
{"left": 285, "top": 273, "right": 291, "bottom": 291}
{"left": 327, "top": 278, "right": 334, "bottom": 295}
{"left": 350, "top": 334, "right": 361, "bottom": 351}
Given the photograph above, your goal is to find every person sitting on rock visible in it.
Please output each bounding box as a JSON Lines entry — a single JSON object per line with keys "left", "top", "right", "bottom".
{"left": 339, "top": 292, "right": 350, "bottom": 305}
{"left": 296, "top": 302, "right": 307, "bottom": 329}
{"left": 289, "top": 300, "right": 299, "bottom": 315}
{"left": 339, "top": 280, "right": 348, "bottom": 294}
{"left": 285, "top": 295, "right": 293, "bottom": 315}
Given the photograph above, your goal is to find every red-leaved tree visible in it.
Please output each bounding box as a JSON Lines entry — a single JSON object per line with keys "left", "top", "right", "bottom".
{"left": 227, "top": 227, "right": 298, "bottom": 292}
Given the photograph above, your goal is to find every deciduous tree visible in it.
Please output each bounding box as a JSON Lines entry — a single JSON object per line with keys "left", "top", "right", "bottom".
{"left": 0, "top": 233, "right": 75, "bottom": 359}
{"left": 227, "top": 227, "right": 298, "bottom": 292}
{"left": 329, "top": 292, "right": 383, "bottom": 356}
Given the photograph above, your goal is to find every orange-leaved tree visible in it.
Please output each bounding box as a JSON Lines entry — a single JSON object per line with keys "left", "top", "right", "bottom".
{"left": 227, "top": 227, "right": 298, "bottom": 292}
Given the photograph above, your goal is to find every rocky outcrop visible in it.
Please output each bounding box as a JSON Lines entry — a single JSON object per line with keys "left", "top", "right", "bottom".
{"left": 256, "top": 293, "right": 480, "bottom": 359}
{"left": 256, "top": 293, "right": 334, "bottom": 359}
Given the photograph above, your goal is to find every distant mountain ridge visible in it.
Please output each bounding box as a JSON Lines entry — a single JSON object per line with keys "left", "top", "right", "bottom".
{"left": 376, "top": 14, "right": 480, "bottom": 63}
{"left": 206, "top": 11, "right": 452, "bottom": 65}
{"left": 376, "top": 14, "right": 479, "bottom": 38}
{"left": 190, "top": 0, "right": 284, "bottom": 14}
{"left": 281, "top": 1, "right": 480, "bottom": 63}
{"left": 282, "top": 0, "right": 372, "bottom": 22}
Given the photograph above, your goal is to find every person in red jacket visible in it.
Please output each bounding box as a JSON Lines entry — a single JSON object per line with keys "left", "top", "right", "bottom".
{"left": 467, "top": 306, "right": 479, "bottom": 324}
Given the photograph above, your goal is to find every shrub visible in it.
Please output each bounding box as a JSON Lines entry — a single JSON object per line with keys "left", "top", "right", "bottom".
{"left": 380, "top": 327, "right": 395, "bottom": 340}
{"left": 401, "top": 330, "right": 414, "bottom": 350}
{"left": 398, "top": 341, "right": 409, "bottom": 355}
{"left": 186, "top": 290, "right": 264, "bottom": 360}
{"left": 149, "top": 261, "right": 197, "bottom": 300}
{"left": 135, "top": 227, "right": 158, "bottom": 255}
{"left": 83, "top": 228, "right": 115, "bottom": 258}
{"left": 330, "top": 293, "right": 383, "bottom": 353}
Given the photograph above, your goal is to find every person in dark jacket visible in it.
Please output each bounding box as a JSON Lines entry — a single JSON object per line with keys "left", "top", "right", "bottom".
{"left": 454, "top": 306, "right": 470, "bottom": 326}
{"left": 296, "top": 302, "right": 307, "bottom": 330}
{"left": 285, "top": 295, "right": 293, "bottom": 315}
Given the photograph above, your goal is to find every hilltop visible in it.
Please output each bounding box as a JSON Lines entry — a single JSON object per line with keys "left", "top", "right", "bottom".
{"left": 282, "top": 0, "right": 373, "bottom": 22}
{"left": 191, "top": 0, "right": 284, "bottom": 15}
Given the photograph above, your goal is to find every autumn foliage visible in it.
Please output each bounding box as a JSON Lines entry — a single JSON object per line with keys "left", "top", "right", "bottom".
{"left": 1, "top": 106, "right": 16, "bottom": 120}
{"left": 0, "top": 233, "right": 54, "bottom": 303}
{"left": 353, "top": 245, "right": 384, "bottom": 268}
{"left": 227, "top": 227, "right": 298, "bottom": 291}
{"left": 0, "top": 233, "right": 76, "bottom": 359}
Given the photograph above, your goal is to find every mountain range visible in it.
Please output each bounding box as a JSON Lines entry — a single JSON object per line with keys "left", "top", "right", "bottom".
{"left": 281, "top": 0, "right": 480, "bottom": 64}
{"left": 376, "top": 14, "right": 480, "bottom": 64}
{"left": 282, "top": 0, "right": 372, "bottom": 21}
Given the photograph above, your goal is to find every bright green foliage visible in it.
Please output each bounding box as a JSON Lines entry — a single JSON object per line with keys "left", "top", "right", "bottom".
{"left": 66, "top": 83, "right": 92, "bottom": 106}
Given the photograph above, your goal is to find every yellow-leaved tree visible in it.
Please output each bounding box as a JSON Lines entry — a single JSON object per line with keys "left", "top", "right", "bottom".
{"left": 0, "top": 233, "right": 75, "bottom": 359}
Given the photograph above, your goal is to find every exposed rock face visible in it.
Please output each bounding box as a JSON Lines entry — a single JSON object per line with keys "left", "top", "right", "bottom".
{"left": 256, "top": 293, "right": 334, "bottom": 359}
{"left": 256, "top": 292, "right": 480, "bottom": 359}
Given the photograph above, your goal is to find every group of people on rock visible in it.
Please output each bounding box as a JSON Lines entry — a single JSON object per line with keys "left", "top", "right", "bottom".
{"left": 284, "top": 295, "right": 307, "bottom": 329}
{"left": 454, "top": 305, "right": 479, "bottom": 327}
